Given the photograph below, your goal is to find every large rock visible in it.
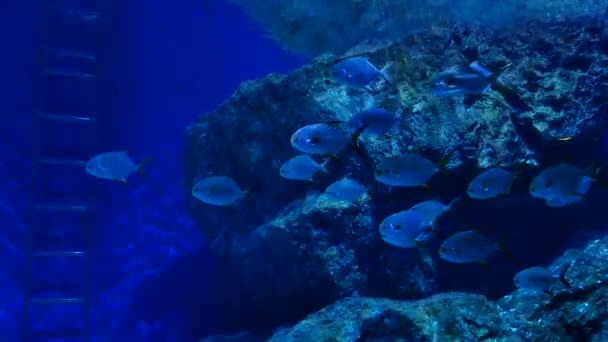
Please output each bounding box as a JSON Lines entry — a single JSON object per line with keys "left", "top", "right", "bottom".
{"left": 183, "top": 15, "right": 608, "bottom": 336}
{"left": 184, "top": 16, "right": 608, "bottom": 242}
{"left": 228, "top": 0, "right": 605, "bottom": 56}
{"left": 267, "top": 236, "right": 608, "bottom": 341}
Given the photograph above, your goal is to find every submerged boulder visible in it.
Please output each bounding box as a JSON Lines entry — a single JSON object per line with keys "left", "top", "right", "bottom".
{"left": 183, "top": 15, "right": 608, "bottom": 336}
{"left": 266, "top": 235, "right": 608, "bottom": 341}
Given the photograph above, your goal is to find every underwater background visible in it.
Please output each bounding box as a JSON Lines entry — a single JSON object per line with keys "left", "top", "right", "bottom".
{"left": 4, "top": 0, "right": 608, "bottom": 341}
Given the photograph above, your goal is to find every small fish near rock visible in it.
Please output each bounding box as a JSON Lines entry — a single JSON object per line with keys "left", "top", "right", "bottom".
{"left": 290, "top": 123, "right": 351, "bottom": 156}
{"left": 192, "top": 176, "right": 247, "bottom": 206}
{"left": 375, "top": 153, "right": 451, "bottom": 187}
{"left": 529, "top": 163, "right": 594, "bottom": 207}
{"left": 333, "top": 56, "right": 392, "bottom": 88}
{"left": 439, "top": 230, "right": 504, "bottom": 264}
{"left": 409, "top": 197, "right": 461, "bottom": 226}
{"left": 280, "top": 155, "right": 329, "bottom": 181}
{"left": 379, "top": 209, "right": 435, "bottom": 248}
{"left": 514, "top": 264, "right": 572, "bottom": 293}
{"left": 324, "top": 177, "right": 366, "bottom": 202}
{"left": 432, "top": 61, "right": 509, "bottom": 96}
{"left": 467, "top": 167, "right": 517, "bottom": 200}
{"left": 345, "top": 107, "right": 400, "bottom": 137}
{"left": 85, "top": 151, "right": 152, "bottom": 183}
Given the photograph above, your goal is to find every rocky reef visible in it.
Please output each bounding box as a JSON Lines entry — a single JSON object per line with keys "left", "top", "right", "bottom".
{"left": 184, "top": 15, "right": 608, "bottom": 338}
{"left": 228, "top": 0, "right": 605, "bottom": 56}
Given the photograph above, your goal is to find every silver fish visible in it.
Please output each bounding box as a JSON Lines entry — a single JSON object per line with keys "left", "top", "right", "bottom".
{"left": 529, "top": 163, "right": 593, "bottom": 207}
{"left": 192, "top": 176, "right": 247, "bottom": 206}
{"left": 333, "top": 57, "right": 392, "bottom": 88}
{"left": 467, "top": 167, "right": 516, "bottom": 199}
{"left": 432, "top": 61, "right": 507, "bottom": 96}
{"left": 409, "top": 197, "right": 460, "bottom": 226}
{"left": 379, "top": 210, "right": 433, "bottom": 248}
{"left": 375, "top": 154, "right": 446, "bottom": 187}
{"left": 290, "top": 123, "right": 351, "bottom": 156}
{"left": 85, "top": 151, "right": 151, "bottom": 183}
{"left": 514, "top": 264, "right": 571, "bottom": 291}
{"left": 439, "top": 230, "right": 499, "bottom": 263}
{"left": 280, "top": 155, "right": 328, "bottom": 181}
{"left": 346, "top": 108, "right": 400, "bottom": 136}
{"left": 324, "top": 178, "right": 366, "bottom": 201}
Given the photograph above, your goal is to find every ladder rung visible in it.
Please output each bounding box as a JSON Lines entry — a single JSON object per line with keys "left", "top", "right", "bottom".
{"left": 29, "top": 297, "right": 85, "bottom": 304}
{"left": 38, "top": 112, "right": 95, "bottom": 123}
{"left": 46, "top": 48, "right": 96, "bottom": 60}
{"left": 33, "top": 250, "right": 87, "bottom": 257}
{"left": 37, "top": 158, "right": 86, "bottom": 166}
{"left": 42, "top": 68, "right": 96, "bottom": 79}
{"left": 36, "top": 203, "right": 92, "bottom": 211}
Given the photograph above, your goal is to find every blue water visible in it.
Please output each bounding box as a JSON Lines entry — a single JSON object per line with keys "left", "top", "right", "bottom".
{"left": 2, "top": 0, "right": 303, "bottom": 340}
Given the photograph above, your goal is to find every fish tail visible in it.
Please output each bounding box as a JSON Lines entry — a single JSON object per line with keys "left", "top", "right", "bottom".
{"left": 351, "top": 124, "right": 368, "bottom": 146}
{"left": 380, "top": 62, "right": 393, "bottom": 84}
{"left": 488, "top": 62, "right": 514, "bottom": 90}
{"left": 497, "top": 233, "right": 523, "bottom": 267}
{"left": 320, "top": 158, "right": 331, "bottom": 173}
{"left": 447, "top": 196, "right": 463, "bottom": 210}
{"left": 136, "top": 157, "right": 154, "bottom": 181}
{"left": 559, "top": 262, "right": 573, "bottom": 288}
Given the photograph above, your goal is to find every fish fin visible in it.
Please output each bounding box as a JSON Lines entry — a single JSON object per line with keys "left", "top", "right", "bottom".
{"left": 559, "top": 262, "right": 572, "bottom": 288}
{"left": 320, "top": 158, "right": 331, "bottom": 173}
{"left": 136, "top": 157, "right": 154, "bottom": 180}
{"left": 379, "top": 62, "right": 393, "bottom": 84}
{"left": 497, "top": 234, "right": 524, "bottom": 267}
{"left": 469, "top": 61, "right": 493, "bottom": 77}
{"left": 488, "top": 62, "right": 514, "bottom": 90}
{"left": 351, "top": 124, "right": 368, "bottom": 147}
{"left": 447, "top": 196, "right": 463, "bottom": 210}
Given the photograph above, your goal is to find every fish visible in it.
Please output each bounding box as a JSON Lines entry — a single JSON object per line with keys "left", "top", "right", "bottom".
{"left": 192, "top": 176, "right": 247, "bottom": 206}
{"left": 324, "top": 177, "right": 366, "bottom": 201}
{"left": 529, "top": 163, "right": 594, "bottom": 207}
{"left": 346, "top": 108, "right": 400, "bottom": 136}
{"left": 432, "top": 61, "right": 509, "bottom": 96}
{"left": 467, "top": 167, "right": 516, "bottom": 199}
{"left": 85, "top": 151, "right": 151, "bottom": 183}
{"left": 439, "top": 230, "right": 501, "bottom": 264}
{"left": 290, "top": 123, "right": 351, "bottom": 156}
{"left": 379, "top": 210, "right": 433, "bottom": 248}
{"left": 514, "top": 264, "right": 572, "bottom": 292}
{"left": 409, "top": 197, "right": 461, "bottom": 226}
{"left": 280, "top": 155, "right": 328, "bottom": 181}
{"left": 333, "top": 57, "right": 392, "bottom": 88}
{"left": 374, "top": 153, "right": 450, "bottom": 187}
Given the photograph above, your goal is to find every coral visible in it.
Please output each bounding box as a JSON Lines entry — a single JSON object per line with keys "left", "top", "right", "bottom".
{"left": 229, "top": 0, "right": 605, "bottom": 56}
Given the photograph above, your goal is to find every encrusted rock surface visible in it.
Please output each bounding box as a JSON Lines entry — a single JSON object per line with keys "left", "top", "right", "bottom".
{"left": 184, "top": 16, "right": 608, "bottom": 338}
{"left": 229, "top": 0, "right": 605, "bottom": 56}
{"left": 266, "top": 236, "right": 608, "bottom": 341}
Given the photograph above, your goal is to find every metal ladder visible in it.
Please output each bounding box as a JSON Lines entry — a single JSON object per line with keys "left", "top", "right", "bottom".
{"left": 25, "top": 1, "right": 102, "bottom": 341}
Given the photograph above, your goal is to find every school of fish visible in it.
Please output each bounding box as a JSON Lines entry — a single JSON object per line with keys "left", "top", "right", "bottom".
{"left": 84, "top": 56, "right": 602, "bottom": 293}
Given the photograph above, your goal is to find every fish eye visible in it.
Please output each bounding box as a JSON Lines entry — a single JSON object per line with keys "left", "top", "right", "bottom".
{"left": 393, "top": 224, "right": 402, "bottom": 231}
{"left": 530, "top": 186, "right": 536, "bottom": 192}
